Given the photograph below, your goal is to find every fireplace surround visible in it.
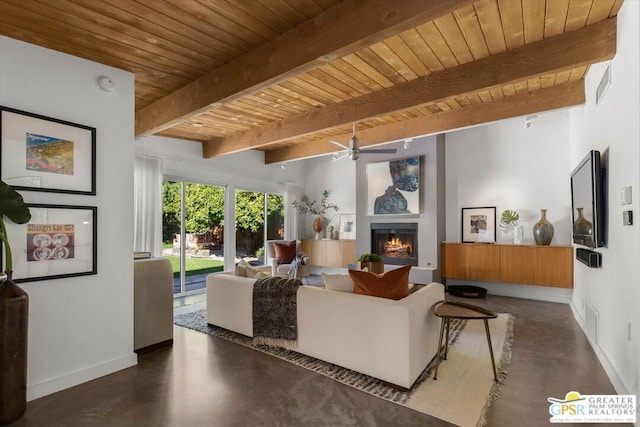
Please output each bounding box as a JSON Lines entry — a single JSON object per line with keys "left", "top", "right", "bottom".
{"left": 370, "top": 223, "right": 418, "bottom": 266}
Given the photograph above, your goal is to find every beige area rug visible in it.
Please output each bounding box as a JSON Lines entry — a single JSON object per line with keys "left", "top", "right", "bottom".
{"left": 405, "top": 313, "right": 513, "bottom": 427}
{"left": 174, "top": 310, "right": 514, "bottom": 427}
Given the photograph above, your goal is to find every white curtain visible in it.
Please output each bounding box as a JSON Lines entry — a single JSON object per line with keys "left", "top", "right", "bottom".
{"left": 285, "top": 183, "right": 303, "bottom": 240}
{"left": 133, "top": 154, "right": 163, "bottom": 257}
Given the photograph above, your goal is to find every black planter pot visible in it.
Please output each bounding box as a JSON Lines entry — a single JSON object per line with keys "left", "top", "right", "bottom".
{"left": 0, "top": 271, "right": 28, "bottom": 425}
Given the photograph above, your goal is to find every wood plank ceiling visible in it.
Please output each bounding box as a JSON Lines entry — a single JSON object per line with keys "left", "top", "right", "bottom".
{"left": 0, "top": 0, "right": 622, "bottom": 164}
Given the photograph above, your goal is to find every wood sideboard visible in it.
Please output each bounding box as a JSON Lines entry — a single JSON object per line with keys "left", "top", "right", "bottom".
{"left": 302, "top": 239, "right": 356, "bottom": 268}
{"left": 441, "top": 242, "right": 573, "bottom": 288}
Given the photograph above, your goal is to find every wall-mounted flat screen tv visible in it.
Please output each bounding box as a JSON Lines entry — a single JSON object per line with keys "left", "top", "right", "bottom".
{"left": 570, "top": 150, "right": 605, "bottom": 248}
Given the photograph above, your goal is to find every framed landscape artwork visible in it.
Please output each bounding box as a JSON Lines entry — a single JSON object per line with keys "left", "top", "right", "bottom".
{"left": 0, "top": 106, "right": 96, "bottom": 195}
{"left": 0, "top": 204, "right": 98, "bottom": 283}
{"left": 461, "top": 207, "right": 496, "bottom": 243}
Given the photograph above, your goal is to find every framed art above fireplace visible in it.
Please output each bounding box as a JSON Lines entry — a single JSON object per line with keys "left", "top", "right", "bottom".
{"left": 366, "top": 156, "right": 421, "bottom": 215}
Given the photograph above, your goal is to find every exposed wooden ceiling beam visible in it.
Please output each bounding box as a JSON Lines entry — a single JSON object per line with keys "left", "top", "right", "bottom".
{"left": 264, "top": 80, "right": 586, "bottom": 163}
{"left": 134, "top": 0, "right": 473, "bottom": 137}
{"left": 204, "top": 17, "right": 616, "bottom": 158}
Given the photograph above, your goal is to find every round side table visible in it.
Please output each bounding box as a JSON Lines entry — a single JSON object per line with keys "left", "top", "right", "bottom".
{"left": 432, "top": 300, "right": 499, "bottom": 382}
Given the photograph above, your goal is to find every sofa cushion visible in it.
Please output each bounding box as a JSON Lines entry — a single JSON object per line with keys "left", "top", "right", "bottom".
{"left": 233, "top": 263, "right": 247, "bottom": 277}
{"left": 235, "top": 259, "right": 271, "bottom": 278}
{"left": 254, "top": 271, "right": 271, "bottom": 279}
{"left": 274, "top": 240, "right": 296, "bottom": 264}
{"left": 349, "top": 265, "right": 411, "bottom": 300}
{"left": 321, "top": 273, "right": 354, "bottom": 293}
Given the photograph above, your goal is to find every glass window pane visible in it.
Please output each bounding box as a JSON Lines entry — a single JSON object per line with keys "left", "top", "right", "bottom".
{"left": 235, "top": 190, "right": 265, "bottom": 264}
{"left": 267, "top": 194, "right": 285, "bottom": 240}
{"left": 162, "top": 180, "right": 182, "bottom": 295}
{"left": 183, "top": 183, "right": 225, "bottom": 293}
{"left": 163, "top": 180, "right": 225, "bottom": 296}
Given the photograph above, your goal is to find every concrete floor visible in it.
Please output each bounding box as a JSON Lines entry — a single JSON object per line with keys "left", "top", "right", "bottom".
{"left": 10, "top": 295, "right": 626, "bottom": 427}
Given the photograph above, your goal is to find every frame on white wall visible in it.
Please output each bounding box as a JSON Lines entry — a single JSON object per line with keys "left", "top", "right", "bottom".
{"left": 339, "top": 213, "right": 356, "bottom": 240}
{"left": 1, "top": 204, "right": 98, "bottom": 282}
{"left": 0, "top": 106, "right": 96, "bottom": 195}
{"left": 461, "top": 206, "right": 496, "bottom": 243}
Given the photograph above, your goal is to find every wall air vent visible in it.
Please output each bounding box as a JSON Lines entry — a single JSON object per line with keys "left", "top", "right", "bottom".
{"left": 596, "top": 64, "right": 611, "bottom": 105}
{"left": 584, "top": 300, "right": 599, "bottom": 345}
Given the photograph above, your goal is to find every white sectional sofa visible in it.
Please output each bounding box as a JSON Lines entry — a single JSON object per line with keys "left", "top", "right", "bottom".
{"left": 206, "top": 273, "right": 444, "bottom": 389}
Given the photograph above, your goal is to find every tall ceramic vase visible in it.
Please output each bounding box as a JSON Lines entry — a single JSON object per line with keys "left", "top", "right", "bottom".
{"left": 0, "top": 271, "right": 29, "bottom": 424}
{"left": 313, "top": 216, "right": 323, "bottom": 240}
{"left": 533, "top": 209, "right": 554, "bottom": 245}
{"left": 574, "top": 207, "right": 593, "bottom": 236}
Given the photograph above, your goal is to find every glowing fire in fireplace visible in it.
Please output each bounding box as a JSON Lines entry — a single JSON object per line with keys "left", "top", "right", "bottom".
{"left": 384, "top": 236, "right": 413, "bottom": 258}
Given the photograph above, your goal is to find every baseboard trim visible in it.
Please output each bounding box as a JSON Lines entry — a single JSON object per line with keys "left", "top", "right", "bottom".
{"left": 135, "top": 339, "right": 173, "bottom": 354}
{"left": 27, "top": 353, "right": 138, "bottom": 401}
{"left": 568, "top": 302, "right": 631, "bottom": 398}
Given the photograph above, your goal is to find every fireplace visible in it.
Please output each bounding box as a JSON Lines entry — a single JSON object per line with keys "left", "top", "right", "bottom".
{"left": 370, "top": 223, "right": 418, "bottom": 266}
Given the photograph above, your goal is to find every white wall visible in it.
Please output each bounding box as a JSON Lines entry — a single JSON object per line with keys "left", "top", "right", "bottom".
{"left": 299, "top": 153, "right": 356, "bottom": 238}
{"left": 0, "top": 37, "right": 137, "bottom": 399}
{"left": 568, "top": 0, "right": 639, "bottom": 400}
{"left": 136, "top": 135, "right": 302, "bottom": 194}
{"left": 444, "top": 110, "right": 575, "bottom": 302}
{"left": 445, "top": 110, "right": 573, "bottom": 245}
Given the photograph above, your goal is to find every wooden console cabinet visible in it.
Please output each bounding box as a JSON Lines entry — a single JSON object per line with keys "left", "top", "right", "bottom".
{"left": 302, "top": 239, "right": 356, "bottom": 268}
{"left": 442, "top": 242, "right": 573, "bottom": 288}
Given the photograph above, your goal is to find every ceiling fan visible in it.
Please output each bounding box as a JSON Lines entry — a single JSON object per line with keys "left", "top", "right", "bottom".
{"left": 330, "top": 124, "right": 397, "bottom": 160}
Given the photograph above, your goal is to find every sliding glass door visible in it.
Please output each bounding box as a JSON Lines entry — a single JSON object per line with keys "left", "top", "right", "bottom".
{"left": 163, "top": 180, "right": 225, "bottom": 296}
{"left": 235, "top": 190, "right": 284, "bottom": 266}
{"left": 267, "top": 194, "right": 285, "bottom": 241}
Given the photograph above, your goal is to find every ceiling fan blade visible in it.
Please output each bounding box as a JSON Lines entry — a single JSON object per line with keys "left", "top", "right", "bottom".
{"left": 360, "top": 148, "right": 398, "bottom": 154}
{"left": 329, "top": 140, "right": 349, "bottom": 150}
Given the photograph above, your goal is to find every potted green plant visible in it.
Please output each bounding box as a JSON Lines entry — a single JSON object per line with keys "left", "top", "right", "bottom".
{"left": 0, "top": 180, "right": 31, "bottom": 424}
{"left": 356, "top": 253, "right": 384, "bottom": 274}
{"left": 292, "top": 190, "right": 339, "bottom": 240}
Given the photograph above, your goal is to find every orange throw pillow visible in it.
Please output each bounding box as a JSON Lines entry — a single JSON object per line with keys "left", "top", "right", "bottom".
{"left": 274, "top": 241, "right": 296, "bottom": 264}
{"left": 349, "top": 265, "right": 411, "bottom": 300}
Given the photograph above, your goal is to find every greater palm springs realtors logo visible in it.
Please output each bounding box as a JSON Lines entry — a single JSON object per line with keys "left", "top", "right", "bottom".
{"left": 548, "top": 391, "right": 636, "bottom": 423}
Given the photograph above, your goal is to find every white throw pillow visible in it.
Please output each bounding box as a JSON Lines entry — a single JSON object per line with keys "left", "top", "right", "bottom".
{"left": 234, "top": 263, "right": 247, "bottom": 277}
{"left": 322, "top": 273, "right": 354, "bottom": 293}
{"left": 235, "top": 259, "right": 270, "bottom": 278}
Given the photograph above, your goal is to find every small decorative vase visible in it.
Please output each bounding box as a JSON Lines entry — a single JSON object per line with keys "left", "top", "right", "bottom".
{"left": 325, "top": 225, "right": 334, "bottom": 240}
{"left": 533, "top": 209, "right": 555, "bottom": 245}
{"left": 513, "top": 225, "right": 524, "bottom": 244}
{"left": 0, "top": 271, "right": 29, "bottom": 425}
{"left": 313, "top": 216, "right": 323, "bottom": 240}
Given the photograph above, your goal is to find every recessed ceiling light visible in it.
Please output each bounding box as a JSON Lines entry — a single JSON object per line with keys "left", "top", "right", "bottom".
{"left": 192, "top": 122, "right": 204, "bottom": 128}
